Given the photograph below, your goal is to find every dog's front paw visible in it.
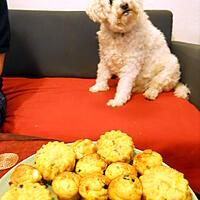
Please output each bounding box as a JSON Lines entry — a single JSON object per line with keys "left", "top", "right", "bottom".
{"left": 107, "top": 99, "right": 124, "bottom": 107}
{"left": 143, "top": 88, "right": 159, "bottom": 100}
{"left": 89, "top": 84, "right": 109, "bottom": 93}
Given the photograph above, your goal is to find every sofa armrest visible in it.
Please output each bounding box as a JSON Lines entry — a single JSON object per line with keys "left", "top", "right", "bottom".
{"left": 171, "top": 41, "right": 200, "bottom": 110}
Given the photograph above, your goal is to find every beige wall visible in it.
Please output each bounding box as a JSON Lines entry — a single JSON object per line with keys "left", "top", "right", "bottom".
{"left": 7, "top": 0, "right": 200, "bottom": 44}
{"left": 143, "top": 0, "right": 200, "bottom": 44}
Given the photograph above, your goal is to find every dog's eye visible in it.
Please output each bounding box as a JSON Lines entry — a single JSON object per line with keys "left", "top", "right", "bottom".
{"left": 109, "top": 0, "right": 113, "bottom": 5}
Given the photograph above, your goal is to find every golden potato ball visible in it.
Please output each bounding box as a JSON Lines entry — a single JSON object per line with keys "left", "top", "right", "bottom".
{"left": 105, "top": 162, "right": 137, "bottom": 180}
{"left": 133, "top": 149, "right": 163, "bottom": 175}
{"left": 108, "top": 174, "right": 142, "bottom": 200}
{"left": 34, "top": 141, "right": 75, "bottom": 181}
{"left": 1, "top": 183, "right": 52, "bottom": 200}
{"left": 79, "top": 174, "right": 110, "bottom": 200}
{"left": 72, "top": 139, "right": 97, "bottom": 159}
{"left": 75, "top": 153, "right": 107, "bottom": 177}
{"left": 97, "top": 130, "right": 134, "bottom": 164}
{"left": 52, "top": 172, "right": 81, "bottom": 200}
{"left": 140, "top": 165, "right": 192, "bottom": 200}
{"left": 9, "top": 164, "right": 42, "bottom": 185}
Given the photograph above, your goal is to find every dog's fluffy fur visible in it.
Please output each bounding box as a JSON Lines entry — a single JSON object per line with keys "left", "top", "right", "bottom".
{"left": 86, "top": 0, "right": 190, "bottom": 107}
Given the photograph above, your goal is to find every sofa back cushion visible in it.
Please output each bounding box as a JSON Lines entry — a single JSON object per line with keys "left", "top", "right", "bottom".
{"left": 4, "top": 10, "right": 172, "bottom": 78}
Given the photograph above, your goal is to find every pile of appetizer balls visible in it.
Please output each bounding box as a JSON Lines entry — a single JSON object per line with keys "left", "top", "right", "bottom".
{"left": 1, "top": 130, "right": 192, "bottom": 200}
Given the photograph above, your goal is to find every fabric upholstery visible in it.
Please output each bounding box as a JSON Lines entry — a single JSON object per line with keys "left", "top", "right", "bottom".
{"left": 3, "top": 10, "right": 172, "bottom": 78}
{"left": 2, "top": 77, "right": 200, "bottom": 192}
{"left": 171, "top": 41, "right": 200, "bottom": 109}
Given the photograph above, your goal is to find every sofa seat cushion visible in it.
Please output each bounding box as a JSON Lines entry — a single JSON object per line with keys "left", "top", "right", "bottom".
{"left": 2, "top": 77, "right": 200, "bottom": 192}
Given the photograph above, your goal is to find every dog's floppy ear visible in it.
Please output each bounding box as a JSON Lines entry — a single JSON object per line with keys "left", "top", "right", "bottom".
{"left": 86, "top": 0, "right": 107, "bottom": 23}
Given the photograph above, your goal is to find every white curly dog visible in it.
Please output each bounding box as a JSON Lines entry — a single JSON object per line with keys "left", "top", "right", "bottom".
{"left": 86, "top": 0, "right": 190, "bottom": 107}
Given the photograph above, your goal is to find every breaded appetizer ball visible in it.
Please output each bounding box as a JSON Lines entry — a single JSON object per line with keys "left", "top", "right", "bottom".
{"left": 97, "top": 130, "right": 134, "bottom": 163}
{"left": 79, "top": 174, "right": 110, "bottom": 200}
{"left": 108, "top": 174, "right": 142, "bottom": 200}
{"left": 34, "top": 141, "right": 75, "bottom": 181}
{"left": 9, "top": 164, "right": 42, "bottom": 186}
{"left": 75, "top": 153, "right": 107, "bottom": 177}
{"left": 52, "top": 172, "right": 81, "bottom": 200}
{"left": 133, "top": 149, "right": 163, "bottom": 175}
{"left": 72, "top": 139, "right": 97, "bottom": 159}
{"left": 1, "top": 183, "right": 52, "bottom": 200}
{"left": 105, "top": 162, "right": 137, "bottom": 180}
{"left": 140, "top": 166, "right": 192, "bottom": 200}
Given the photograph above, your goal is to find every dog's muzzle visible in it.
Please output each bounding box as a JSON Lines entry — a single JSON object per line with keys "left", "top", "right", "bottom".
{"left": 120, "top": 3, "right": 130, "bottom": 15}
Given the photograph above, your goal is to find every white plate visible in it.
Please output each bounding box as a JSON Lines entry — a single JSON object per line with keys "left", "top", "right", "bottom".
{"left": 0, "top": 149, "right": 198, "bottom": 199}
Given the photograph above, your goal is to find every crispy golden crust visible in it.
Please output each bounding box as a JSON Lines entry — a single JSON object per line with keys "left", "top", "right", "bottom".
{"left": 133, "top": 149, "right": 163, "bottom": 175}
{"left": 108, "top": 174, "right": 142, "bottom": 200}
{"left": 72, "top": 139, "right": 97, "bottom": 160}
{"left": 97, "top": 130, "right": 134, "bottom": 163}
{"left": 105, "top": 162, "right": 137, "bottom": 180}
{"left": 0, "top": 183, "right": 52, "bottom": 200}
{"left": 34, "top": 141, "right": 75, "bottom": 181}
{"left": 140, "top": 166, "right": 192, "bottom": 200}
{"left": 79, "top": 174, "right": 110, "bottom": 200}
{"left": 75, "top": 153, "right": 107, "bottom": 177}
{"left": 52, "top": 172, "right": 81, "bottom": 200}
{"left": 9, "top": 164, "right": 42, "bottom": 186}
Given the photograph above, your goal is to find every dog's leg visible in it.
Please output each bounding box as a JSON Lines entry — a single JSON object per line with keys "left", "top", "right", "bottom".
{"left": 144, "top": 58, "right": 180, "bottom": 100}
{"left": 89, "top": 63, "right": 111, "bottom": 92}
{"left": 107, "top": 65, "right": 139, "bottom": 107}
{"left": 144, "top": 73, "right": 179, "bottom": 100}
{"left": 143, "top": 85, "right": 161, "bottom": 100}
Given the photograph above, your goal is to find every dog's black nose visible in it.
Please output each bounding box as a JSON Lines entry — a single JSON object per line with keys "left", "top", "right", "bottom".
{"left": 120, "top": 3, "right": 129, "bottom": 10}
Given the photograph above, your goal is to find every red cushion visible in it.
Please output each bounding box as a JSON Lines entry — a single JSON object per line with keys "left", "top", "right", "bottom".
{"left": 2, "top": 77, "right": 200, "bottom": 192}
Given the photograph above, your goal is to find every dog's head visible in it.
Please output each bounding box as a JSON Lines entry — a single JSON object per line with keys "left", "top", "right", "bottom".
{"left": 86, "top": 0, "right": 143, "bottom": 33}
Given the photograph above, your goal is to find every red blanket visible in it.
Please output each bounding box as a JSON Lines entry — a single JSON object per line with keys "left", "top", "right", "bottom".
{"left": 1, "top": 77, "right": 200, "bottom": 192}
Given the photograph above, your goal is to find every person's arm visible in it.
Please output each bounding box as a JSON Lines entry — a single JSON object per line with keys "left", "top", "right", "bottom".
{"left": 0, "top": 52, "right": 6, "bottom": 127}
{"left": 0, "top": 53, "right": 5, "bottom": 75}
{"left": 0, "top": 0, "right": 10, "bottom": 126}
{"left": 0, "top": 0, "right": 10, "bottom": 76}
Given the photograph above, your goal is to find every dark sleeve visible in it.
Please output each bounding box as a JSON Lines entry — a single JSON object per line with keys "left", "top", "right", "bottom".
{"left": 0, "top": 0, "right": 10, "bottom": 53}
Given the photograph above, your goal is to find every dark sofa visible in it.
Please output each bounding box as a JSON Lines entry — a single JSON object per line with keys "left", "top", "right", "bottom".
{"left": 2, "top": 10, "right": 200, "bottom": 194}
